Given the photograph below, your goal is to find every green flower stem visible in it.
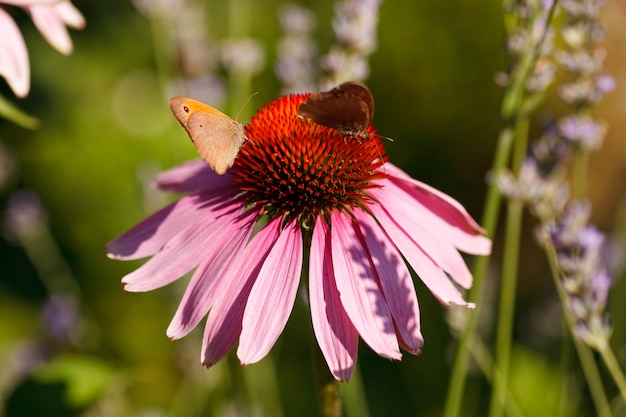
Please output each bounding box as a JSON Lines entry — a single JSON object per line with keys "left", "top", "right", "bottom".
{"left": 598, "top": 343, "right": 626, "bottom": 407}
{"left": 487, "top": 110, "right": 529, "bottom": 417}
{"left": 488, "top": 197, "right": 523, "bottom": 417}
{"left": 470, "top": 335, "right": 524, "bottom": 417}
{"left": 572, "top": 150, "right": 589, "bottom": 200}
{"left": 312, "top": 343, "right": 342, "bottom": 417}
{"left": 544, "top": 244, "right": 612, "bottom": 417}
{"left": 0, "top": 93, "right": 40, "bottom": 129}
{"left": 557, "top": 324, "right": 572, "bottom": 417}
{"left": 443, "top": 4, "right": 559, "bottom": 416}
{"left": 489, "top": 119, "right": 527, "bottom": 417}
{"left": 443, "top": 126, "right": 511, "bottom": 417}
{"left": 302, "top": 230, "right": 343, "bottom": 417}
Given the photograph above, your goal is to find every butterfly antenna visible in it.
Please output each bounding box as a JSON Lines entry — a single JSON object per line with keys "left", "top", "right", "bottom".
{"left": 376, "top": 140, "right": 387, "bottom": 173}
{"left": 236, "top": 92, "right": 260, "bottom": 146}
{"left": 376, "top": 133, "right": 394, "bottom": 142}
{"left": 235, "top": 91, "right": 260, "bottom": 122}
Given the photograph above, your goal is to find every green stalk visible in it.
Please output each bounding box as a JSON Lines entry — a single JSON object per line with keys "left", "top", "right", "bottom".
{"left": 571, "top": 150, "right": 588, "bottom": 200}
{"left": 443, "top": 124, "right": 511, "bottom": 417}
{"left": 302, "top": 231, "right": 343, "bottom": 417}
{"left": 557, "top": 323, "right": 571, "bottom": 417}
{"left": 443, "top": 3, "right": 559, "bottom": 416}
{"left": 487, "top": 114, "right": 528, "bottom": 417}
{"left": 0, "top": 93, "right": 40, "bottom": 129}
{"left": 598, "top": 344, "right": 626, "bottom": 406}
{"left": 470, "top": 335, "right": 524, "bottom": 417}
{"left": 488, "top": 197, "right": 523, "bottom": 417}
{"left": 312, "top": 343, "right": 342, "bottom": 417}
{"left": 544, "top": 244, "right": 612, "bottom": 417}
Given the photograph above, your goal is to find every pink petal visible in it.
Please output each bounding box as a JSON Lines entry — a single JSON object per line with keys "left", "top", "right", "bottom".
{"left": 386, "top": 163, "right": 491, "bottom": 252}
{"left": 1, "top": 0, "right": 61, "bottom": 6}
{"left": 309, "top": 218, "right": 358, "bottom": 381}
{"left": 29, "top": 4, "right": 74, "bottom": 54}
{"left": 166, "top": 209, "right": 257, "bottom": 339}
{"left": 202, "top": 217, "right": 283, "bottom": 367}
{"left": 121, "top": 206, "right": 246, "bottom": 292}
{"left": 353, "top": 209, "right": 423, "bottom": 354}
{"left": 107, "top": 192, "right": 238, "bottom": 260}
{"left": 237, "top": 220, "right": 303, "bottom": 365}
{"left": 331, "top": 212, "right": 401, "bottom": 360}
{"left": 370, "top": 182, "right": 474, "bottom": 289}
{"left": 0, "top": 8, "right": 30, "bottom": 97}
{"left": 52, "top": 1, "right": 86, "bottom": 29}
{"left": 371, "top": 203, "right": 473, "bottom": 307}
{"left": 156, "top": 159, "right": 233, "bottom": 193}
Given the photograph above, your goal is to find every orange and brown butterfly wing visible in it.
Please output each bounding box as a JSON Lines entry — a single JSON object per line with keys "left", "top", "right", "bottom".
{"left": 186, "top": 111, "right": 245, "bottom": 174}
{"left": 297, "top": 81, "right": 374, "bottom": 138}
{"left": 170, "top": 97, "right": 245, "bottom": 175}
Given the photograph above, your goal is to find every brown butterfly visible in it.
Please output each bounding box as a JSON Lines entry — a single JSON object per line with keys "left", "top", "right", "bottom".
{"left": 170, "top": 97, "right": 246, "bottom": 175}
{"left": 297, "top": 81, "right": 375, "bottom": 140}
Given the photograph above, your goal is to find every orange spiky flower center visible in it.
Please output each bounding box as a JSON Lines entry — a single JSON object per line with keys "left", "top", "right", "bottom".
{"left": 233, "top": 94, "right": 387, "bottom": 226}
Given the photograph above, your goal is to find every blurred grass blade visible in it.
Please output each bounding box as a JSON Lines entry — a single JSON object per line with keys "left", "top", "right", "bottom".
{"left": 0, "top": 93, "right": 40, "bottom": 130}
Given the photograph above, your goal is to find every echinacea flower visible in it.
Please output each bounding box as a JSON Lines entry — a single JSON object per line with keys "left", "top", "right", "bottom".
{"left": 107, "top": 93, "right": 491, "bottom": 381}
{"left": 0, "top": 0, "right": 85, "bottom": 97}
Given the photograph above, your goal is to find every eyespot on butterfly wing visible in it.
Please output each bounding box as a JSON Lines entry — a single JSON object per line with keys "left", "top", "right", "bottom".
{"left": 297, "top": 81, "right": 375, "bottom": 139}
{"left": 169, "top": 97, "right": 246, "bottom": 175}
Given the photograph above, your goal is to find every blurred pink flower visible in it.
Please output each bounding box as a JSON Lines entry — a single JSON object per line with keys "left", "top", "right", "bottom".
{"left": 107, "top": 94, "right": 491, "bottom": 381}
{"left": 0, "top": 0, "right": 85, "bottom": 97}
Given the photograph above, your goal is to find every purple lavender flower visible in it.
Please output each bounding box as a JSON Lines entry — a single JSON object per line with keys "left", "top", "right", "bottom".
{"left": 558, "top": 115, "right": 607, "bottom": 151}
{"left": 320, "top": 0, "right": 383, "bottom": 87}
{"left": 42, "top": 293, "right": 82, "bottom": 343}
{"left": 549, "top": 201, "right": 613, "bottom": 349}
{"left": 275, "top": 3, "right": 318, "bottom": 93}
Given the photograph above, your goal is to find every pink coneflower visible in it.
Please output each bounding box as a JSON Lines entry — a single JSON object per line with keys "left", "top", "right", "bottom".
{"left": 107, "top": 93, "right": 491, "bottom": 381}
{"left": 0, "top": 0, "right": 85, "bottom": 97}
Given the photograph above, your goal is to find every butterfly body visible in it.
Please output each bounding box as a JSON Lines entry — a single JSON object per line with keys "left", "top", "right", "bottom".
{"left": 170, "top": 97, "right": 245, "bottom": 175}
{"left": 297, "top": 81, "right": 375, "bottom": 140}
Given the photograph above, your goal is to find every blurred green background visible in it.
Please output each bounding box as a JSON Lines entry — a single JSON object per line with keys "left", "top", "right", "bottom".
{"left": 1, "top": 0, "right": 626, "bottom": 416}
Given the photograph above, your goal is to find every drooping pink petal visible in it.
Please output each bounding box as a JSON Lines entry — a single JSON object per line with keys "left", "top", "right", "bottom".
{"left": 107, "top": 191, "right": 240, "bottom": 260}
{"left": 353, "top": 209, "right": 423, "bottom": 354}
{"left": 121, "top": 225, "right": 214, "bottom": 292}
{"left": 331, "top": 212, "right": 401, "bottom": 360}
{"left": 370, "top": 182, "right": 474, "bottom": 289}
{"left": 0, "top": 8, "right": 30, "bottom": 97}
{"left": 156, "top": 159, "right": 234, "bottom": 193}
{"left": 238, "top": 220, "right": 303, "bottom": 365}
{"left": 370, "top": 202, "right": 473, "bottom": 307}
{"left": 121, "top": 205, "right": 249, "bottom": 292}
{"left": 166, "top": 209, "right": 257, "bottom": 339}
{"left": 386, "top": 163, "right": 491, "bottom": 254}
{"left": 309, "top": 218, "right": 358, "bottom": 381}
{"left": 1, "top": 0, "right": 60, "bottom": 6}
{"left": 51, "top": 1, "right": 85, "bottom": 28}
{"left": 202, "top": 217, "right": 283, "bottom": 367}
{"left": 28, "top": 2, "right": 84, "bottom": 55}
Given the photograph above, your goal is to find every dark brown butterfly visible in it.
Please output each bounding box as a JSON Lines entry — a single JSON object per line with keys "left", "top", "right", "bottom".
{"left": 297, "top": 81, "right": 375, "bottom": 140}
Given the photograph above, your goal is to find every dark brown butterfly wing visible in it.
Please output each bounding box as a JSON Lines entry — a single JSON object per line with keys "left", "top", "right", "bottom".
{"left": 297, "top": 82, "right": 374, "bottom": 137}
